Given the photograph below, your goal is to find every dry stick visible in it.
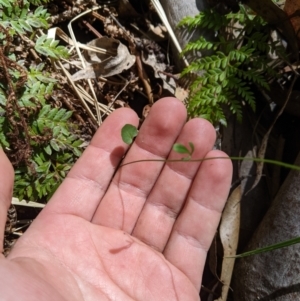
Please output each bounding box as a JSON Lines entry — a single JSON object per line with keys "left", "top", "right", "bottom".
{"left": 136, "top": 53, "right": 153, "bottom": 104}
{"left": 81, "top": 19, "right": 103, "bottom": 38}
{"left": 247, "top": 72, "right": 299, "bottom": 194}
{"left": 68, "top": 6, "right": 102, "bottom": 125}
{"left": 75, "top": 84, "right": 114, "bottom": 115}
{"left": 19, "top": 34, "right": 42, "bottom": 63}
{"left": 108, "top": 12, "right": 136, "bottom": 52}
{"left": 58, "top": 91, "right": 86, "bottom": 125}
{"left": 150, "top": 0, "right": 189, "bottom": 67}
{"left": 91, "top": 10, "right": 106, "bottom": 23}
{"left": 101, "top": 80, "right": 130, "bottom": 119}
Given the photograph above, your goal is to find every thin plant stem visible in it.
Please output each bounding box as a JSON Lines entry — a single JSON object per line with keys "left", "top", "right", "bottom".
{"left": 120, "top": 156, "right": 300, "bottom": 171}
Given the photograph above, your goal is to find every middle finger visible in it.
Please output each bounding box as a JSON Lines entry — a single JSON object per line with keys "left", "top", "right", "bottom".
{"left": 132, "top": 117, "right": 216, "bottom": 251}
{"left": 92, "top": 97, "right": 187, "bottom": 232}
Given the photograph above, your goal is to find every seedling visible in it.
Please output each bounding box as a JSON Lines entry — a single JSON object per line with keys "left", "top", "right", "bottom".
{"left": 120, "top": 124, "right": 300, "bottom": 170}
{"left": 121, "top": 124, "right": 195, "bottom": 160}
{"left": 172, "top": 142, "right": 194, "bottom": 160}
{"left": 121, "top": 123, "right": 300, "bottom": 258}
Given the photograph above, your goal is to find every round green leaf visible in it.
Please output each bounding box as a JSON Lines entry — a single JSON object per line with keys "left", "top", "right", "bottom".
{"left": 121, "top": 124, "right": 138, "bottom": 144}
{"left": 172, "top": 143, "right": 190, "bottom": 154}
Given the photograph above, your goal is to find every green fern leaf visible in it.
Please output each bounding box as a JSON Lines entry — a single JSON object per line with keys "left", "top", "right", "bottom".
{"left": 35, "top": 35, "right": 69, "bottom": 59}
{"left": 0, "top": 0, "right": 12, "bottom": 8}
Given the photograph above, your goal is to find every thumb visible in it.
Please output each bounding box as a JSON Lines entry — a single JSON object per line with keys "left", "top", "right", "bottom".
{"left": 0, "top": 149, "right": 14, "bottom": 254}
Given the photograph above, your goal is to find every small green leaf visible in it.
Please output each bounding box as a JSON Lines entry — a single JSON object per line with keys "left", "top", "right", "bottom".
{"left": 53, "top": 126, "right": 60, "bottom": 137}
{"left": 72, "top": 147, "right": 82, "bottom": 157}
{"left": 72, "top": 140, "right": 83, "bottom": 147}
{"left": 36, "top": 35, "right": 48, "bottom": 46}
{"left": 50, "top": 140, "right": 60, "bottom": 151}
{"left": 27, "top": 185, "right": 33, "bottom": 198}
{"left": 189, "top": 142, "right": 195, "bottom": 155}
{"left": 19, "top": 19, "right": 32, "bottom": 32}
{"left": 37, "top": 119, "right": 45, "bottom": 132}
{"left": 121, "top": 124, "right": 138, "bottom": 144}
{"left": 173, "top": 143, "right": 190, "bottom": 154}
{"left": 44, "top": 144, "right": 52, "bottom": 155}
{"left": 10, "top": 21, "right": 25, "bottom": 34}
{"left": 0, "top": 0, "right": 12, "bottom": 8}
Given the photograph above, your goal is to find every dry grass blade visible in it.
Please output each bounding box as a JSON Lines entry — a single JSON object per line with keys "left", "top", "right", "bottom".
{"left": 55, "top": 60, "right": 98, "bottom": 124}
{"left": 75, "top": 43, "right": 117, "bottom": 56}
{"left": 76, "top": 84, "right": 114, "bottom": 115}
{"left": 49, "top": 15, "right": 118, "bottom": 124}
{"left": 150, "top": 0, "right": 189, "bottom": 67}
{"left": 68, "top": 6, "right": 103, "bottom": 124}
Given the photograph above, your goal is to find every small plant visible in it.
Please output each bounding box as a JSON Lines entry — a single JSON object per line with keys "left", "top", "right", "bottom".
{"left": 120, "top": 124, "right": 300, "bottom": 170}
{"left": 121, "top": 123, "right": 300, "bottom": 258}
{"left": 0, "top": 0, "right": 84, "bottom": 202}
{"left": 172, "top": 142, "right": 194, "bottom": 160}
{"left": 178, "top": 4, "right": 288, "bottom": 125}
{"left": 121, "top": 123, "right": 195, "bottom": 161}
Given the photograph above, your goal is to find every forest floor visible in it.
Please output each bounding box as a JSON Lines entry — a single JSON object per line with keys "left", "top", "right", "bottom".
{"left": 3, "top": 1, "right": 300, "bottom": 300}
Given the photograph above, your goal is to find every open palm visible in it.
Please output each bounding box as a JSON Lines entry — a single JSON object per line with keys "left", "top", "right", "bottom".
{"left": 0, "top": 97, "right": 232, "bottom": 301}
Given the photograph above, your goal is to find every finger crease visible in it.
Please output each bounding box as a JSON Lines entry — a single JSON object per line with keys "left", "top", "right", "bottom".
{"left": 190, "top": 195, "right": 223, "bottom": 214}
{"left": 174, "top": 229, "right": 210, "bottom": 252}
{"left": 166, "top": 164, "right": 195, "bottom": 181}
{"left": 112, "top": 179, "right": 149, "bottom": 198}
{"left": 67, "top": 175, "right": 106, "bottom": 194}
{"left": 135, "top": 140, "right": 170, "bottom": 159}
{"left": 149, "top": 201, "right": 179, "bottom": 220}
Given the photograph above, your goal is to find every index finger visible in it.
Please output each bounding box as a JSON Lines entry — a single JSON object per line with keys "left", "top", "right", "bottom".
{"left": 43, "top": 107, "right": 139, "bottom": 220}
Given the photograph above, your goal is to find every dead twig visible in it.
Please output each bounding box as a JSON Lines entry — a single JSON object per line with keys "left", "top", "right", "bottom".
{"left": 247, "top": 71, "right": 299, "bottom": 194}
{"left": 136, "top": 53, "right": 153, "bottom": 104}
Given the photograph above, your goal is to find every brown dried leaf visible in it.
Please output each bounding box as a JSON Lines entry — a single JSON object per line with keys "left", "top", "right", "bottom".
{"left": 71, "top": 37, "right": 136, "bottom": 81}
{"left": 141, "top": 51, "right": 176, "bottom": 95}
{"left": 215, "top": 185, "right": 241, "bottom": 301}
{"left": 174, "top": 86, "right": 189, "bottom": 102}
{"left": 284, "top": 0, "right": 300, "bottom": 44}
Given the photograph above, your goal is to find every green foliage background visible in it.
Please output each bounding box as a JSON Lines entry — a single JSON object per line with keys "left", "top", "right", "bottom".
{"left": 0, "top": 0, "right": 84, "bottom": 202}
{"left": 179, "top": 4, "right": 288, "bottom": 126}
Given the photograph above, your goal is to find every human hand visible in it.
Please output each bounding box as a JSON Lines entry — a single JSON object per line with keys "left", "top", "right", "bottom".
{"left": 0, "top": 97, "right": 232, "bottom": 301}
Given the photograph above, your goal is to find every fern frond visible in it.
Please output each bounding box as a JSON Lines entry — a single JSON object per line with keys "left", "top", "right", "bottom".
{"left": 228, "top": 46, "right": 254, "bottom": 62}
{"left": 28, "top": 0, "right": 49, "bottom": 5}
{"left": 0, "top": 0, "right": 12, "bottom": 8}
{"left": 188, "top": 98, "right": 227, "bottom": 126}
{"left": 0, "top": 5, "right": 49, "bottom": 34}
{"left": 35, "top": 35, "right": 70, "bottom": 59}
{"left": 181, "top": 37, "right": 218, "bottom": 54}
{"left": 228, "top": 98, "right": 243, "bottom": 121}
{"left": 236, "top": 68, "right": 269, "bottom": 90}
{"left": 178, "top": 9, "right": 228, "bottom": 31}
{"left": 179, "top": 2, "right": 289, "bottom": 125}
{"left": 0, "top": 0, "right": 84, "bottom": 203}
